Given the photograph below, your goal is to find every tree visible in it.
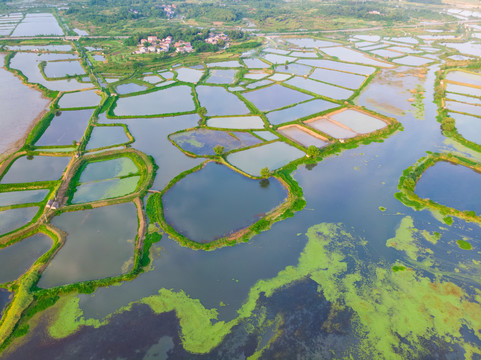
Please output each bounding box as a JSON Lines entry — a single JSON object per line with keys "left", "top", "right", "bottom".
{"left": 260, "top": 167, "right": 270, "bottom": 179}
{"left": 306, "top": 145, "right": 320, "bottom": 158}
{"left": 441, "top": 117, "right": 455, "bottom": 132}
{"left": 213, "top": 145, "right": 224, "bottom": 156}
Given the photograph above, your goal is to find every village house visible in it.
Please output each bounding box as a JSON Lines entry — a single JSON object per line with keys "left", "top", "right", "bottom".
{"left": 205, "top": 32, "right": 229, "bottom": 45}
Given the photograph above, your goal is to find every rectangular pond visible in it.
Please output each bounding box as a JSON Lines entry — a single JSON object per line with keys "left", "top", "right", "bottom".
{"left": 207, "top": 116, "right": 265, "bottom": 129}
{"left": 242, "top": 84, "right": 312, "bottom": 112}
{"left": 0, "top": 207, "right": 39, "bottom": 236}
{"left": 285, "top": 76, "right": 354, "bottom": 100}
{"left": 58, "top": 90, "right": 101, "bottom": 109}
{"left": 227, "top": 141, "right": 305, "bottom": 176}
{"left": 392, "top": 56, "right": 433, "bottom": 66}
{"left": 320, "top": 46, "right": 393, "bottom": 67}
{"left": 278, "top": 125, "right": 329, "bottom": 148}
{"left": 243, "top": 58, "right": 269, "bottom": 69}
{"left": 176, "top": 68, "right": 204, "bottom": 83}
{"left": 0, "top": 233, "right": 53, "bottom": 284}
{"left": 44, "top": 60, "right": 85, "bottom": 78}
{"left": 1, "top": 155, "right": 70, "bottom": 184}
{"left": 12, "top": 13, "right": 63, "bottom": 36}
{"left": 446, "top": 71, "right": 481, "bottom": 87}
{"left": 206, "top": 69, "right": 237, "bottom": 84}
{"left": 297, "top": 59, "right": 376, "bottom": 76}
{"left": 115, "top": 83, "right": 148, "bottom": 95}
{"left": 38, "top": 203, "right": 138, "bottom": 288}
{"left": 285, "top": 38, "right": 338, "bottom": 48}
{"left": 113, "top": 86, "right": 195, "bottom": 117}
{"left": 36, "top": 109, "right": 93, "bottom": 146}
{"left": 309, "top": 68, "right": 367, "bottom": 89}
{"left": 71, "top": 176, "right": 140, "bottom": 204}
{"left": 196, "top": 86, "right": 250, "bottom": 116}
{"left": 0, "top": 189, "right": 49, "bottom": 207}
{"left": 266, "top": 98, "right": 339, "bottom": 125}
{"left": 0, "top": 53, "right": 50, "bottom": 154}
{"left": 328, "top": 109, "right": 387, "bottom": 134}
{"left": 275, "top": 63, "right": 312, "bottom": 76}
{"left": 445, "top": 100, "right": 481, "bottom": 116}
{"left": 305, "top": 118, "right": 358, "bottom": 139}
{"left": 445, "top": 83, "right": 481, "bottom": 98}
{"left": 450, "top": 112, "right": 481, "bottom": 144}
{"left": 86, "top": 126, "right": 130, "bottom": 150}
{"left": 170, "top": 129, "right": 262, "bottom": 156}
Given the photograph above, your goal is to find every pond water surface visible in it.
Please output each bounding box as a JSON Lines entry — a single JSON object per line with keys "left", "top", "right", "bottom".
{"left": 1, "top": 156, "right": 70, "bottom": 184}
{"left": 0, "top": 207, "right": 39, "bottom": 236}
{"left": 35, "top": 109, "right": 93, "bottom": 146}
{"left": 163, "top": 162, "right": 288, "bottom": 243}
{"left": 415, "top": 161, "right": 481, "bottom": 214}
{"left": 0, "top": 189, "right": 49, "bottom": 207}
{"left": 11, "top": 13, "right": 63, "bottom": 36}
{"left": 38, "top": 203, "right": 138, "bottom": 288}
{"left": 57, "top": 90, "right": 101, "bottom": 109}
{"left": 266, "top": 99, "right": 339, "bottom": 125}
{"left": 227, "top": 141, "right": 305, "bottom": 176}
{"left": 113, "top": 86, "right": 195, "bottom": 116}
{"left": 170, "top": 129, "right": 262, "bottom": 156}
{"left": 242, "top": 84, "right": 312, "bottom": 112}
{"left": 196, "top": 86, "right": 249, "bottom": 116}
{"left": 0, "top": 233, "right": 53, "bottom": 284}
{"left": 86, "top": 126, "right": 130, "bottom": 150}
{"left": 0, "top": 54, "right": 49, "bottom": 155}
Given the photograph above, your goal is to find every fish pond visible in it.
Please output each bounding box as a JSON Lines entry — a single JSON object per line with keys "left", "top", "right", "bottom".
{"left": 170, "top": 129, "right": 262, "bottom": 156}
{"left": 0, "top": 233, "right": 53, "bottom": 284}
{"left": 328, "top": 109, "right": 387, "bottom": 133}
{"left": 43, "top": 61, "right": 85, "bottom": 78}
{"left": 0, "top": 189, "right": 49, "bottom": 207}
{"left": 38, "top": 203, "right": 138, "bottom": 288}
{"left": 227, "top": 141, "right": 305, "bottom": 176}
{"left": 0, "top": 207, "right": 39, "bottom": 236}
{"left": 85, "top": 126, "right": 130, "bottom": 150}
{"left": 163, "top": 162, "right": 288, "bottom": 243}
{"left": 1, "top": 156, "right": 70, "bottom": 184}
{"left": 415, "top": 161, "right": 481, "bottom": 214}
{"left": 57, "top": 90, "right": 101, "bottom": 109}
{"left": 278, "top": 125, "right": 329, "bottom": 148}
{"left": 206, "top": 116, "right": 265, "bottom": 129}
{"left": 0, "top": 54, "right": 49, "bottom": 155}
{"left": 35, "top": 109, "right": 93, "bottom": 147}
{"left": 242, "top": 84, "right": 312, "bottom": 112}
{"left": 113, "top": 86, "right": 195, "bottom": 117}
{"left": 196, "top": 86, "right": 249, "bottom": 116}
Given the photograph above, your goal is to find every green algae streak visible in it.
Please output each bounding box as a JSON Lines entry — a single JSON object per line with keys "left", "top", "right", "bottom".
{"left": 47, "top": 222, "right": 481, "bottom": 358}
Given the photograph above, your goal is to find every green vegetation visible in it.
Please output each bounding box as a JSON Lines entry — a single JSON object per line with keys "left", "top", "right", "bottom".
{"left": 456, "top": 239, "right": 472, "bottom": 250}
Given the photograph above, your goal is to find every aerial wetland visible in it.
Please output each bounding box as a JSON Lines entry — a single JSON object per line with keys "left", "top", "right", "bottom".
{"left": 1, "top": 5, "right": 481, "bottom": 360}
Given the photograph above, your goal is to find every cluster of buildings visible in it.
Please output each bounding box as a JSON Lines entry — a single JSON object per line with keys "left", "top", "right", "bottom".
{"left": 162, "top": 4, "right": 176, "bottom": 18}
{"left": 132, "top": 33, "right": 229, "bottom": 55}
{"left": 174, "top": 40, "right": 194, "bottom": 53}
{"left": 205, "top": 32, "right": 229, "bottom": 45}
{"left": 133, "top": 35, "right": 173, "bottom": 54}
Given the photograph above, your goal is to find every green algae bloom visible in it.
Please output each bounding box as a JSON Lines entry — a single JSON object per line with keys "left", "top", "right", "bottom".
{"left": 456, "top": 239, "right": 472, "bottom": 250}
{"left": 46, "top": 221, "right": 481, "bottom": 359}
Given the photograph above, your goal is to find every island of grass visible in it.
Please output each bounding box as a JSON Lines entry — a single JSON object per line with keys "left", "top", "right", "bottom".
{"left": 396, "top": 152, "right": 481, "bottom": 224}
